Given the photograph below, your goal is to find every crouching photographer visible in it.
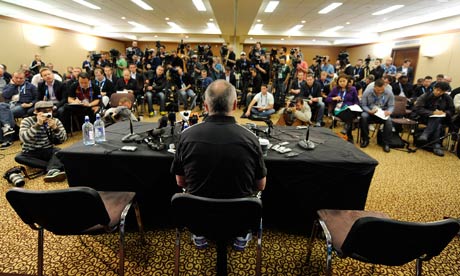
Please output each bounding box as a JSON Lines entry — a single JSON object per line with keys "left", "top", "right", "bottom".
{"left": 15, "top": 101, "right": 67, "bottom": 182}
{"left": 3, "top": 166, "right": 26, "bottom": 187}
{"left": 276, "top": 98, "right": 312, "bottom": 126}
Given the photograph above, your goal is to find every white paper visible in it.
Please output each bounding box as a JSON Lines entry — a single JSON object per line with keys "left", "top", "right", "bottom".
{"left": 348, "top": 104, "right": 363, "bottom": 112}
{"left": 429, "top": 114, "right": 446, "bottom": 118}
{"left": 374, "top": 107, "right": 389, "bottom": 120}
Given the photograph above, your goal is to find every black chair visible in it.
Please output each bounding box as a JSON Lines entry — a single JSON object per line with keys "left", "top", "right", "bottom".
{"left": 306, "top": 209, "right": 460, "bottom": 276}
{"left": 6, "top": 186, "right": 145, "bottom": 276}
{"left": 171, "top": 193, "right": 263, "bottom": 276}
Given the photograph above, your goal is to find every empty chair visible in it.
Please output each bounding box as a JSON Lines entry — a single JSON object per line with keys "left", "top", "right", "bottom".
{"left": 6, "top": 186, "right": 145, "bottom": 276}
{"left": 171, "top": 193, "right": 263, "bottom": 276}
{"left": 306, "top": 209, "right": 460, "bottom": 276}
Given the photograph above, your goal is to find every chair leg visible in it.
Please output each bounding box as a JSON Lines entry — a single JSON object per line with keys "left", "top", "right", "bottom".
{"left": 306, "top": 220, "right": 319, "bottom": 264}
{"left": 415, "top": 258, "right": 423, "bottom": 276}
{"left": 256, "top": 220, "right": 263, "bottom": 276}
{"left": 174, "top": 229, "right": 181, "bottom": 276}
{"left": 216, "top": 240, "right": 228, "bottom": 276}
{"left": 133, "top": 201, "right": 145, "bottom": 243}
{"left": 37, "top": 228, "right": 44, "bottom": 276}
{"left": 119, "top": 221, "right": 126, "bottom": 276}
{"left": 318, "top": 220, "right": 333, "bottom": 276}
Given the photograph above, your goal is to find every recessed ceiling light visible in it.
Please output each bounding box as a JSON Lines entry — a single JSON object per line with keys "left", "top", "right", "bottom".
{"left": 318, "top": 2, "right": 342, "bottom": 14}
{"left": 288, "top": 24, "right": 304, "bottom": 32}
{"left": 128, "top": 21, "right": 147, "bottom": 28}
{"left": 265, "top": 1, "right": 279, "bottom": 13}
{"left": 165, "top": 17, "right": 170, "bottom": 21}
{"left": 383, "top": 17, "right": 388, "bottom": 21}
{"left": 121, "top": 17, "right": 126, "bottom": 20}
{"left": 131, "top": 0, "right": 153, "bottom": 10}
{"left": 192, "top": 0, "right": 206, "bottom": 11}
{"left": 257, "top": 19, "right": 261, "bottom": 22}
{"left": 324, "top": 25, "right": 344, "bottom": 32}
{"left": 154, "top": 35, "right": 158, "bottom": 37}
{"left": 167, "top": 22, "right": 181, "bottom": 28}
{"left": 346, "top": 22, "right": 350, "bottom": 24}
{"left": 301, "top": 20, "right": 306, "bottom": 24}
{"left": 312, "top": 39, "right": 316, "bottom": 42}
{"left": 250, "top": 37, "right": 253, "bottom": 40}
{"left": 73, "top": 0, "right": 101, "bottom": 10}
{"left": 372, "top": 5, "right": 404, "bottom": 15}
{"left": 209, "top": 18, "right": 214, "bottom": 21}
{"left": 253, "top": 24, "right": 263, "bottom": 31}
{"left": 280, "top": 38, "right": 285, "bottom": 41}
{"left": 185, "top": 35, "right": 189, "bottom": 38}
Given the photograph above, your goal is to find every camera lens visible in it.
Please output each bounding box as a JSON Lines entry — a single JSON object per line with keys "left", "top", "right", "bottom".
{"left": 9, "top": 173, "right": 25, "bottom": 187}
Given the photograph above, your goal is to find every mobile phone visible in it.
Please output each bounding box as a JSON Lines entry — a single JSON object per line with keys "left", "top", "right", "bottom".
{"left": 121, "top": 146, "right": 137, "bottom": 152}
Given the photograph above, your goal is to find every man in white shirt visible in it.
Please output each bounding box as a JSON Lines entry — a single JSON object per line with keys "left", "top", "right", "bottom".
{"left": 244, "top": 84, "right": 275, "bottom": 119}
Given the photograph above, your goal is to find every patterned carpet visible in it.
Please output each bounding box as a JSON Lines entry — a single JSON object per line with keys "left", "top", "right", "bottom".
{"left": 0, "top": 109, "right": 459, "bottom": 276}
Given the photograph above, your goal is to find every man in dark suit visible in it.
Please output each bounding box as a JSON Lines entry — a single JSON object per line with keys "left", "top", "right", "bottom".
{"left": 391, "top": 75, "right": 413, "bottom": 98}
{"left": 397, "top": 59, "right": 414, "bottom": 84}
{"left": 289, "top": 71, "right": 307, "bottom": 99}
{"left": 128, "top": 63, "right": 144, "bottom": 92}
{"left": 220, "top": 66, "right": 236, "bottom": 87}
{"left": 104, "top": 66, "right": 118, "bottom": 85}
{"left": 37, "top": 68, "right": 67, "bottom": 119}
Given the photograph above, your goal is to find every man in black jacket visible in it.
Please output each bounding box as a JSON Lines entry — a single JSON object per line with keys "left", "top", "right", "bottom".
{"left": 414, "top": 82, "right": 454, "bottom": 156}
{"left": 37, "top": 68, "right": 67, "bottom": 120}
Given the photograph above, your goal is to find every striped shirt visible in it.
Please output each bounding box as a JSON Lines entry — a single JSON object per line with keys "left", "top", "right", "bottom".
{"left": 19, "top": 116, "right": 67, "bottom": 152}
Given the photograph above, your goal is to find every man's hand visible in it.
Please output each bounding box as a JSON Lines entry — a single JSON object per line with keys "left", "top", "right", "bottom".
{"left": 47, "top": 118, "right": 58, "bottom": 130}
{"left": 36, "top": 112, "right": 48, "bottom": 126}
{"left": 333, "top": 96, "right": 341, "bottom": 101}
{"left": 258, "top": 107, "right": 265, "bottom": 112}
{"left": 245, "top": 110, "right": 251, "bottom": 117}
{"left": 433, "top": 109, "right": 445, "bottom": 116}
{"left": 384, "top": 110, "right": 391, "bottom": 117}
{"left": 100, "top": 91, "right": 107, "bottom": 97}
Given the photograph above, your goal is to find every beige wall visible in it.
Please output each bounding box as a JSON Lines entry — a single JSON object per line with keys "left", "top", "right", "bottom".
{"left": 0, "top": 17, "right": 125, "bottom": 75}
{"left": 345, "top": 31, "right": 460, "bottom": 88}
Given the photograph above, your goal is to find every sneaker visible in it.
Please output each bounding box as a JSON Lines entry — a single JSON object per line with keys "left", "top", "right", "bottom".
{"left": 160, "top": 111, "right": 167, "bottom": 116}
{"left": 233, "top": 232, "right": 252, "bottom": 251}
{"left": 191, "top": 234, "right": 208, "bottom": 249}
{"left": 44, "top": 169, "right": 67, "bottom": 183}
{"left": 369, "top": 124, "right": 375, "bottom": 131}
{"left": 149, "top": 111, "right": 154, "bottom": 117}
{"left": 314, "top": 122, "right": 321, "bottom": 127}
{"left": 433, "top": 144, "right": 444, "bottom": 157}
{"left": 0, "top": 141, "right": 12, "bottom": 150}
{"left": 2, "top": 125, "right": 14, "bottom": 137}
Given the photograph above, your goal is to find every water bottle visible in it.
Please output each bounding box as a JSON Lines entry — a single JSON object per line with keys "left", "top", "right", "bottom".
{"left": 82, "top": 116, "right": 95, "bottom": 146}
{"left": 94, "top": 114, "right": 106, "bottom": 143}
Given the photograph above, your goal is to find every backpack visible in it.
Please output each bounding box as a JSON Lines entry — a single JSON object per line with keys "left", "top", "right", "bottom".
{"left": 377, "top": 129, "right": 407, "bottom": 148}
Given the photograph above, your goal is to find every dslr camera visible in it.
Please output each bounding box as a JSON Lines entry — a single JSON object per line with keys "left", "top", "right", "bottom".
{"left": 3, "top": 166, "right": 26, "bottom": 187}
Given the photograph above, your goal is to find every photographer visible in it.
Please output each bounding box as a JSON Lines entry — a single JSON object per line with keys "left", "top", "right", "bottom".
{"left": 255, "top": 54, "right": 270, "bottom": 84}
{"left": 126, "top": 41, "right": 143, "bottom": 63}
{"left": 249, "top": 42, "right": 265, "bottom": 62}
{"left": 273, "top": 56, "right": 291, "bottom": 108}
{"left": 235, "top": 51, "right": 250, "bottom": 92}
{"left": 276, "top": 98, "right": 311, "bottom": 126}
{"left": 225, "top": 45, "right": 236, "bottom": 69}
{"left": 16, "top": 101, "right": 67, "bottom": 182}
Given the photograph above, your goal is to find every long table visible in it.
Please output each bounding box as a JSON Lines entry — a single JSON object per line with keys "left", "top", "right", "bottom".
{"left": 57, "top": 121, "right": 378, "bottom": 233}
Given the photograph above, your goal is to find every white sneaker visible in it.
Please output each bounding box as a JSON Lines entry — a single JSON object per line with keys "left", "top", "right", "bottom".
{"left": 44, "top": 169, "right": 67, "bottom": 182}
{"left": 2, "top": 125, "right": 14, "bottom": 137}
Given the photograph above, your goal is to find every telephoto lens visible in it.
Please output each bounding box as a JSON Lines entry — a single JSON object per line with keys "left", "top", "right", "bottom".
{"left": 8, "top": 173, "right": 25, "bottom": 187}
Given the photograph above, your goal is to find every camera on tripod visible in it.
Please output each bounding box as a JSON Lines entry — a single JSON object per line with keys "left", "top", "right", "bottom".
{"left": 220, "top": 44, "right": 228, "bottom": 57}
{"left": 290, "top": 48, "right": 297, "bottom": 55}
{"left": 313, "top": 55, "right": 326, "bottom": 64}
{"left": 364, "top": 55, "right": 372, "bottom": 66}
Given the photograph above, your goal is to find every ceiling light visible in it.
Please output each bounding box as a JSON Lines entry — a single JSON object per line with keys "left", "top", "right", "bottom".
{"left": 280, "top": 38, "right": 285, "bottom": 41}
{"left": 372, "top": 5, "right": 404, "bottom": 15}
{"left": 318, "top": 2, "right": 342, "bottom": 14}
{"left": 131, "top": 0, "right": 153, "bottom": 10}
{"left": 346, "top": 21, "right": 350, "bottom": 24}
{"left": 165, "top": 17, "right": 170, "bottom": 21}
{"left": 312, "top": 39, "right": 316, "bottom": 42}
{"left": 185, "top": 35, "right": 189, "bottom": 38}
{"left": 250, "top": 37, "right": 253, "bottom": 40}
{"left": 288, "top": 24, "right": 304, "bottom": 33}
{"left": 209, "top": 18, "right": 214, "bottom": 21}
{"left": 154, "top": 35, "right": 158, "bottom": 37}
{"left": 257, "top": 19, "right": 261, "bottom": 22}
{"left": 253, "top": 24, "right": 263, "bottom": 31}
{"left": 73, "top": 0, "right": 101, "bottom": 10}
{"left": 192, "top": 0, "right": 206, "bottom": 11}
{"left": 324, "top": 25, "right": 344, "bottom": 32}
{"left": 121, "top": 17, "right": 126, "bottom": 20}
{"left": 128, "top": 21, "right": 146, "bottom": 28}
{"left": 265, "top": 1, "right": 279, "bottom": 13}
{"left": 301, "top": 20, "right": 306, "bottom": 23}
{"left": 167, "top": 22, "right": 181, "bottom": 28}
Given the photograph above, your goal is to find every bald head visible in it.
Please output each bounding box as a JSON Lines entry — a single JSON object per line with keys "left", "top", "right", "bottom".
{"left": 204, "top": 80, "right": 237, "bottom": 115}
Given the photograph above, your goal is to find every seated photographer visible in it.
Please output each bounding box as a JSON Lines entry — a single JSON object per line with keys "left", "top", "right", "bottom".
{"left": 243, "top": 84, "right": 275, "bottom": 119}
{"left": 175, "top": 66, "right": 196, "bottom": 110}
{"left": 145, "top": 65, "right": 167, "bottom": 116}
{"left": 37, "top": 68, "right": 67, "bottom": 119}
{"left": 3, "top": 70, "right": 38, "bottom": 118}
{"left": 103, "top": 96, "right": 137, "bottom": 126}
{"left": 276, "top": 98, "right": 312, "bottom": 126}
{"left": 360, "top": 79, "right": 394, "bottom": 152}
{"left": 16, "top": 101, "right": 67, "bottom": 182}
{"left": 326, "top": 74, "right": 360, "bottom": 143}
{"left": 413, "top": 82, "right": 454, "bottom": 157}
{"left": 304, "top": 74, "right": 325, "bottom": 127}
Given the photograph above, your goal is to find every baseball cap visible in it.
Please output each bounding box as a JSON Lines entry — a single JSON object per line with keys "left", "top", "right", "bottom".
{"left": 35, "top": 101, "right": 53, "bottom": 110}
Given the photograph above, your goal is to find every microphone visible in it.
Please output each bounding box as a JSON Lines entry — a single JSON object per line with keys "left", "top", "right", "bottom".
{"left": 168, "top": 112, "right": 176, "bottom": 135}
{"left": 122, "top": 111, "right": 141, "bottom": 143}
{"left": 149, "top": 128, "right": 165, "bottom": 137}
{"left": 298, "top": 125, "right": 315, "bottom": 150}
{"left": 264, "top": 119, "right": 273, "bottom": 137}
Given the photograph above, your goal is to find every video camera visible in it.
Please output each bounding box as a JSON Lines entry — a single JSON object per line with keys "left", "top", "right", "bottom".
{"left": 338, "top": 51, "right": 349, "bottom": 61}
{"left": 220, "top": 44, "right": 228, "bottom": 57}
{"left": 177, "top": 39, "right": 185, "bottom": 55}
{"left": 313, "top": 55, "right": 326, "bottom": 64}
{"left": 364, "top": 55, "right": 372, "bottom": 65}
{"left": 290, "top": 48, "right": 297, "bottom": 55}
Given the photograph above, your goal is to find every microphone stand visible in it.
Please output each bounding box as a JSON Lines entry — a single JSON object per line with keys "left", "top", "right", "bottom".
{"left": 122, "top": 114, "right": 141, "bottom": 143}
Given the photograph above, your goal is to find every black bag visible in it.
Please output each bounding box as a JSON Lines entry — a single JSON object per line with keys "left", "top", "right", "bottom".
{"left": 377, "top": 129, "right": 407, "bottom": 148}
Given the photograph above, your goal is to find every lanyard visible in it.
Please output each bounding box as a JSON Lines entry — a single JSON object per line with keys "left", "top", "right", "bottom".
{"left": 339, "top": 90, "right": 347, "bottom": 100}
{"left": 18, "top": 84, "right": 25, "bottom": 94}
{"left": 374, "top": 94, "right": 385, "bottom": 106}
{"left": 79, "top": 85, "right": 93, "bottom": 101}
{"left": 96, "top": 80, "right": 105, "bottom": 90}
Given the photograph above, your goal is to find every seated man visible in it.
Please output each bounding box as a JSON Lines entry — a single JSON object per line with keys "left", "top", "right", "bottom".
{"left": 288, "top": 71, "right": 307, "bottom": 99}
{"left": 304, "top": 74, "right": 325, "bottom": 127}
{"left": 64, "top": 72, "right": 101, "bottom": 132}
{"left": 414, "top": 82, "right": 454, "bottom": 157}
{"left": 102, "top": 96, "right": 137, "bottom": 126}
{"left": 93, "top": 68, "right": 115, "bottom": 110}
{"left": 276, "top": 98, "right": 312, "bottom": 126}
{"left": 175, "top": 66, "right": 196, "bottom": 110}
{"left": 244, "top": 84, "right": 275, "bottom": 119}
{"left": 0, "top": 102, "right": 15, "bottom": 149}
{"left": 360, "top": 78, "right": 395, "bottom": 152}
{"left": 3, "top": 70, "right": 38, "bottom": 118}
{"left": 37, "top": 68, "right": 67, "bottom": 119}
{"left": 145, "top": 65, "right": 166, "bottom": 116}
{"left": 16, "top": 101, "right": 67, "bottom": 182}
{"left": 171, "top": 79, "right": 266, "bottom": 250}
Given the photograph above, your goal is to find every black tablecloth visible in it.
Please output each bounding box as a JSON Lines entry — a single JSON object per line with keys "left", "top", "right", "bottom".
{"left": 57, "top": 121, "right": 378, "bottom": 233}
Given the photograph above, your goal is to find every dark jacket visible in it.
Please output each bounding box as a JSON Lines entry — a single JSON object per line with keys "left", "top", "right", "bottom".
{"left": 414, "top": 92, "right": 454, "bottom": 120}
{"left": 37, "top": 80, "right": 67, "bottom": 108}
{"left": 115, "top": 78, "right": 140, "bottom": 96}
{"left": 3, "top": 82, "right": 38, "bottom": 105}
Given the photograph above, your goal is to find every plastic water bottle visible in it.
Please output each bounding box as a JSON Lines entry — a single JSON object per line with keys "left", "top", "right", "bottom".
{"left": 94, "top": 114, "right": 106, "bottom": 143}
{"left": 82, "top": 116, "right": 95, "bottom": 146}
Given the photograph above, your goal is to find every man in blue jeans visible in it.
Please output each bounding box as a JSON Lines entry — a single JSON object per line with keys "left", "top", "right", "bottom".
{"left": 244, "top": 84, "right": 275, "bottom": 119}
{"left": 0, "top": 102, "right": 15, "bottom": 149}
